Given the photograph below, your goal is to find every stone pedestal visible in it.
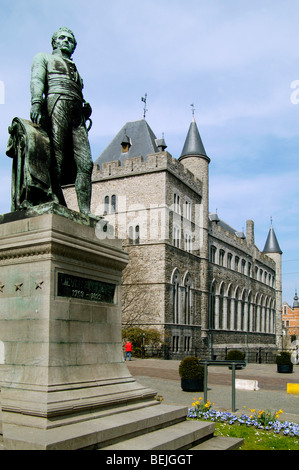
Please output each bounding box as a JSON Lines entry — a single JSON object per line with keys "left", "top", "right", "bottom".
{"left": 0, "top": 205, "right": 156, "bottom": 449}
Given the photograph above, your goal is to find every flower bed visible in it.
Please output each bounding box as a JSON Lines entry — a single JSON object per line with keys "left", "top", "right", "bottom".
{"left": 188, "top": 398, "right": 299, "bottom": 437}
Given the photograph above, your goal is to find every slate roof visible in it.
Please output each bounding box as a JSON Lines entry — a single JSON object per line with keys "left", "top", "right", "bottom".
{"left": 179, "top": 118, "right": 209, "bottom": 161}
{"left": 263, "top": 225, "right": 282, "bottom": 254}
{"left": 95, "top": 119, "right": 159, "bottom": 168}
{"left": 209, "top": 214, "right": 245, "bottom": 238}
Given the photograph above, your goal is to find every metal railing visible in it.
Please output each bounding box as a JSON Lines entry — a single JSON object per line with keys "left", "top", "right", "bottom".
{"left": 139, "top": 345, "right": 278, "bottom": 363}
{"left": 201, "top": 360, "right": 247, "bottom": 412}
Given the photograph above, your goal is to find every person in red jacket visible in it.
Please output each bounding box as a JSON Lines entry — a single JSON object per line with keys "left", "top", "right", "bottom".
{"left": 124, "top": 340, "right": 132, "bottom": 361}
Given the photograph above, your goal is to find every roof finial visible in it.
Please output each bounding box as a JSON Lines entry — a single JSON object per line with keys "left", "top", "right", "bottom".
{"left": 270, "top": 216, "right": 273, "bottom": 226}
{"left": 190, "top": 103, "right": 195, "bottom": 121}
{"left": 141, "top": 93, "right": 148, "bottom": 119}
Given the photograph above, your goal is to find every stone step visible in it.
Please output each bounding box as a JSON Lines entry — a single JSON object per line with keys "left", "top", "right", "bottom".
{"left": 2, "top": 404, "right": 189, "bottom": 450}
{"left": 1, "top": 402, "right": 243, "bottom": 450}
{"left": 192, "top": 435, "right": 244, "bottom": 450}
{"left": 100, "top": 420, "right": 215, "bottom": 450}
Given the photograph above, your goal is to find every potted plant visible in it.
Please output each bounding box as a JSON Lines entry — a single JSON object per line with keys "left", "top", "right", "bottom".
{"left": 179, "top": 356, "right": 204, "bottom": 392}
{"left": 226, "top": 349, "right": 245, "bottom": 370}
{"left": 276, "top": 352, "right": 293, "bottom": 373}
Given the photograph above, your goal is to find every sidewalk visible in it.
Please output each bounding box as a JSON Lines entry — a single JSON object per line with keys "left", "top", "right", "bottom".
{"left": 127, "top": 358, "right": 299, "bottom": 424}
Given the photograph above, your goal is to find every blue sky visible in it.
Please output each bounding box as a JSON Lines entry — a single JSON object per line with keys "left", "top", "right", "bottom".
{"left": 0, "top": 0, "right": 298, "bottom": 304}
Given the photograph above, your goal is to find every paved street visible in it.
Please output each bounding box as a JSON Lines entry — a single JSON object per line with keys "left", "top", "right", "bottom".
{"left": 127, "top": 358, "right": 299, "bottom": 424}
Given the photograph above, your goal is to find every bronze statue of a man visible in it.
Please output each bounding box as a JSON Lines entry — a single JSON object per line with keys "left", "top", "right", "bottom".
{"left": 30, "top": 27, "right": 93, "bottom": 215}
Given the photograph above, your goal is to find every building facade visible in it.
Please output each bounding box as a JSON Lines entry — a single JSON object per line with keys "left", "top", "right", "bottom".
{"left": 64, "top": 117, "right": 283, "bottom": 360}
{"left": 282, "top": 291, "right": 299, "bottom": 348}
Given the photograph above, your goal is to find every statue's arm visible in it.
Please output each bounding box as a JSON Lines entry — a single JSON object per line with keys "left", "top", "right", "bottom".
{"left": 30, "top": 53, "right": 47, "bottom": 125}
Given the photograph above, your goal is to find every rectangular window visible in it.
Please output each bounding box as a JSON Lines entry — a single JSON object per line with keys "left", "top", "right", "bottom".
{"left": 172, "top": 335, "right": 179, "bottom": 352}
{"left": 184, "top": 200, "right": 192, "bottom": 220}
{"left": 173, "top": 226, "right": 181, "bottom": 248}
{"left": 173, "top": 193, "right": 181, "bottom": 214}
{"left": 184, "top": 336, "right": 191, "bottom": 352}
{"left": 210, "top": 246, "right": 216, "bottom": 263}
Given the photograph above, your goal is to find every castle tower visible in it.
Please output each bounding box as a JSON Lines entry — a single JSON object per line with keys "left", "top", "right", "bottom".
{"left": 178, "top": 118, "right": 210, "bottom": 343}
{"left": 263, "top": 223, "right": 283, "bottom": 348}
{"left": 293, "top": 290, "right": 299, "bottom": 309}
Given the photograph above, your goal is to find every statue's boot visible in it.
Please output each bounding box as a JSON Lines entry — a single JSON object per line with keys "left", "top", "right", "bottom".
{"left": 76, "top": 175, "right": 93, "bottom": 217}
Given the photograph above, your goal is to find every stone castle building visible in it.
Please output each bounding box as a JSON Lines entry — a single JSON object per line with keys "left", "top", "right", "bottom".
{"left": 64, "top": 117, "right": 283, "bottom": 360}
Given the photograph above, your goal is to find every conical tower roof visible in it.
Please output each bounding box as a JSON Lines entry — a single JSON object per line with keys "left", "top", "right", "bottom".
{"left": 263, "top": 224, "right": 282, "bottom": 254}
{"left": 179, "top": 119, "right": 210, "bottom": 162}
{"left": 293, "top": 290, "right": 299, "bottom": 308}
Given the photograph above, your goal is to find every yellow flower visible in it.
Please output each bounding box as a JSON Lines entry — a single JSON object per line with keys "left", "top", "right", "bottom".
{"left": 192, "top": 403, "right": 196, "bottom": 407}
{"left": 196, "top": 401, "right": 200, "bottom": 405}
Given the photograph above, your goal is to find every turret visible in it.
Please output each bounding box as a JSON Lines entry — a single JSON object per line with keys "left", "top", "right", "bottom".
{"left": 178, "top": 118, "right": 210, "bottom": 343}
{"left": 263, "top": 222, "right": 283, "bottom": 349}
{"left": 293, "top": 290, "right": 299, "bottom": 309}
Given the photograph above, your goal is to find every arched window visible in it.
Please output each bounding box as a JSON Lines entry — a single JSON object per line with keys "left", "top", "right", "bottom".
{"left": 210, "top": 246, "right": 217, "bottom": 263}
{"left": 183, "top": 273, "right": 192, "bottom": 325}
{"left": 234, "top": 287, "right": 240, "bottom": 330}
{"left": 209, "top": 281, "right": 216, "bottom": 329}
{"left": 104, "top": 195, "right": 117, "bottom": 214}
{"left": 104, "top": 195, "right": 109, "bottom": 214}
{"left": 227, "top": 285, "right": 232, "bottom": 330}
{"left": 129, "top": 225, "right": 140, "bottom": 245}
{"left": 219, "top": 283, "right": 225, "bottom": 329}
{"left": 171, "top": 269, "right": 181, "bottom": 324}
{"left": 111, "top": 194, "right": 116, "bottom": 213}
{"left": 248, "top": 292, "right": 252, "bottom": 331}
{"left": 240, "top": 290, "right": 246, "bottom": 330}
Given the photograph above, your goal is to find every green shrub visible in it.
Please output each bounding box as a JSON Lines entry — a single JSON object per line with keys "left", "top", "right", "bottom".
{"left": 179, "top": 356, "right": 204, "bottom": 379}
{"left": 226, "top": 349, "right": 245, "bottom": 360}
{"left": 276, "top": 352, "right": 292, "bottom": 365}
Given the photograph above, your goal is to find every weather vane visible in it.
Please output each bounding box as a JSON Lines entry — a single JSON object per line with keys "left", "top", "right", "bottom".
{"left": 141, "top": 93, "right": 148, "bottom": 119}
{"left": 190, "top": 103, "right": 196, "bottom": 118}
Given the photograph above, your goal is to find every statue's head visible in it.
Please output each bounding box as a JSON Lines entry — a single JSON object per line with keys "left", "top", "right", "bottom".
{"left": 51, "top": 27, "right": 77, "bottom": 56}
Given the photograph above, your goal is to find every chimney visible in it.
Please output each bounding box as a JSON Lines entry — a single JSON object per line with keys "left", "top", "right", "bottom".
{"left": 246, "top": 220, "right": 255, "bottom": 245}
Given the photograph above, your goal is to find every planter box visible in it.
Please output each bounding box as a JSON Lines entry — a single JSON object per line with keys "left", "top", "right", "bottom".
{"left": 181, "top": 378, "right": 204, "bottom": 392}
{"left": 277, "top": 364, "right": 293, "bottom": 373}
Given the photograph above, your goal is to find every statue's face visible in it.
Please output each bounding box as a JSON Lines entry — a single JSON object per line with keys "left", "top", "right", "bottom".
{"left": 54, "top": 31, "right": 76, "bottom": 56}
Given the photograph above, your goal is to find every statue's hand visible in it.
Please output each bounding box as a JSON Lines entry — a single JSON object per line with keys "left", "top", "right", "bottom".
{"left": 30, "top": 103, "right": 43, "bottom": 125}
{"left": 83, "top": 101, "right": 92, "bottom": 120}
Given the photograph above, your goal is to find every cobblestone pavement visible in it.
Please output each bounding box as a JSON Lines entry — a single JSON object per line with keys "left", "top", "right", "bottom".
{"left": 127, "top": 358, "right": 299, "bottom": 424}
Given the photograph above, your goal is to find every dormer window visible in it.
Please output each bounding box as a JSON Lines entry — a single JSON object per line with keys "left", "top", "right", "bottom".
{"left": 121, "top": 132, "right": 131, "bottom": 153}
